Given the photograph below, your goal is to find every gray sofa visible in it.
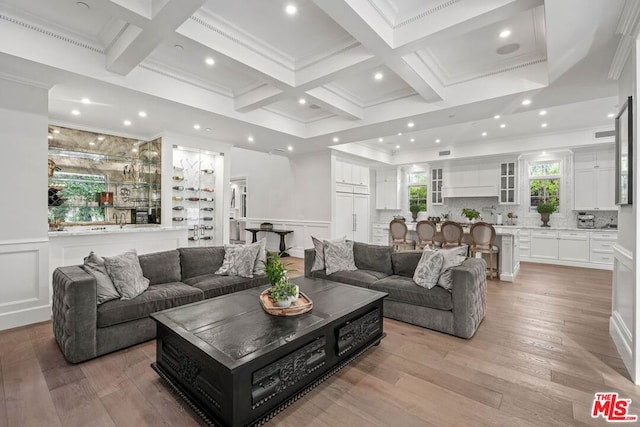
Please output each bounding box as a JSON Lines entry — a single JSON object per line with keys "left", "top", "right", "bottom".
{"left": 304, "top": 242, "right": 487, "bottom": 339}
{"left": 52, "top": 247, "right": 268, "bottom": 363}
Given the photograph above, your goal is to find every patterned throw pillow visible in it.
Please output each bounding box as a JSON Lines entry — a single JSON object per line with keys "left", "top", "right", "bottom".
{"left": 103, "top": 250, "right": 150, "bottom": 300}
{"left": 251, "top": 238, "right": 267, "bottom": 275}
{"left": 83, "top": 251, "right": 121, "bottom": 304}
{"left": 216, "top": 244, "right": 261, "bottom": 278}
{"left": 413, "top": 250, "right": 444, "bottom": 289}
{"left": 324, "top": 240, "right": 357, "bottom": 275}
{"left": 437, "top": 245, "right": 469, "bottom": 290}
{"left": 311, "top": 236, "right": 346, "bottom": 272}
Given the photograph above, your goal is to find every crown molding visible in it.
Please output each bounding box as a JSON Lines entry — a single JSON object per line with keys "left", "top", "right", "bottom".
{"left": 367, "top": 0, "right": 461, "bottom": 30}
{"left": 262, "top": 105, "right": 335, "bottom": 124}
{"left": 0, "top": 71, "right": 53, "bottom": 90}
{"left": 608, "top": 0, "right": 640, "bottom": 80}
{"left": 138, "top": 59, "right": 234, "bottom": 97}
{"left": 323, "top": 83, "right": 364, "bottom": 107}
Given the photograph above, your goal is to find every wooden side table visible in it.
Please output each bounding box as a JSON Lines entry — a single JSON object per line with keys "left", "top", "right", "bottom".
{"left": 245, "top": 228, "right": 294, "bottom": 256}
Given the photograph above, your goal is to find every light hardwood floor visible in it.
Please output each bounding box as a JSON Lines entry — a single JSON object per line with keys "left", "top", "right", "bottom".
{"left": 0, "top": 260, "right": 635, "bottom": 426}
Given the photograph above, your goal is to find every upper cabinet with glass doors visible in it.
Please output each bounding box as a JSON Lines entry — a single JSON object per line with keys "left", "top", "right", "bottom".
{"left": 499, "top": 161, "right": 517, "bottom": 204}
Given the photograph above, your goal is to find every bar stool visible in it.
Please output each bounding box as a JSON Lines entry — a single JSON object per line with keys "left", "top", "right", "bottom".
{"left": 440, "top": 221, "right": 464, "bottom": 248}
{"left": 469, "top": 221, "right": 500, "bottom": 279}
{"left": 389, "top": 219, "right": 415, "bottom": 251}
{"left": 415, "top": 220, "right": 440, "bottom": 249}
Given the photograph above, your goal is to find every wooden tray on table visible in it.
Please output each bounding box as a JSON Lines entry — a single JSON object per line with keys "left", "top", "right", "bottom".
{"left": 259, "top": 289, "right": 313, "bottom": 316}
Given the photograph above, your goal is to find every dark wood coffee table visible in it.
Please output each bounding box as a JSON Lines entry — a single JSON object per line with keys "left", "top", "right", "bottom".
{"left": 150, "top": 277, "right": 387, "bottom": 427}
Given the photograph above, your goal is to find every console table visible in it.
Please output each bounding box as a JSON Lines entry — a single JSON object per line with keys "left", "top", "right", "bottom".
{"left": 245, "top": 227, "right": 293, "bottom": 256}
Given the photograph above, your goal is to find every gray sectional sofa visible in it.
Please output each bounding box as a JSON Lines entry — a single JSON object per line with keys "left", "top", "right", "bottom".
{"left": 305, "top": 242, "right": 487, "bottom": 339}
{"left": 52, "top": 247, "right": 269, "bottom": 363}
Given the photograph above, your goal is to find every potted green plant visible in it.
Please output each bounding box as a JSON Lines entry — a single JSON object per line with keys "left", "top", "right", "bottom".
{"left": 263, "top": 252, "right": 298, "bottom": 308}
{"left": 536, "top": 200, "right": 557, "bottom": 227}
{"left": 507, "top": 211, "right": 518, "bottom": 225}
{"left": 462, "top": 208, "right": 481, "bottom": 222}
{"left": 409, "top": 202, "right": 420, "bottom": 222}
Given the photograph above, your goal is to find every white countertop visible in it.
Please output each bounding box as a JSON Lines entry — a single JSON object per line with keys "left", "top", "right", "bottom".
{"left": 373, "top": 222, "right": 617, "bottom": 234}
{"left": 48, "top": 225, "right": 188, "bottom": 237}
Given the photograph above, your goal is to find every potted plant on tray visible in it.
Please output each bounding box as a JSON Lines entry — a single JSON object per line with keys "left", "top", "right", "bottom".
{"left": 536, "top": 200, "right": 558, "bottom": 227}
{"left": 462, "top": 208, "right": 481, "bottom": 223}
{"left": 264, "top": 252, "right": 298, "bottom": 308}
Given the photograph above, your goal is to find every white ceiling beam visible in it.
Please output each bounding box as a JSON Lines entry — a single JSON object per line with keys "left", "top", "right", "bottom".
{"left": 105, "top": 0, "right": 205, "bottom": 75}
{"left": 234, "top": 85, "right": 286, "bottom": 112}
{"left": 305, "top": 87, "right": 363, "bottom": 120}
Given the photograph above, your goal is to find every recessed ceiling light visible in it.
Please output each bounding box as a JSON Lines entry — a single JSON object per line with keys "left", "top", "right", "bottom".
{"left": 608, "top": 113, "right": 615, "bottom": 118}
{"left": 332, "top": 137, "right": 339, "bottom": 142}
{"left": 193, "top": 124, "right": 201, "bottom": 130}
{"left": 499, "top": 29, "right": 511, "bottom": 38}
{"left": 97, "top": 136, "right": 105, "bottom": 141}
{"left": 482, "top": 132, "right": 487, "bottom": 136}
{"left": 89, "top": 141, "right": 95, "bottom": 146}
{"left": 541, "top": 123, "right": 548, "bottom": 128}
{"left": 395, "top": 145, "right": 400, "bottom": 149}
{"left": 81, "top": 98, "right": 91, "bottom": 105}
{"left": 76, "top": 2, "right": 90, "bottom": 9}
{"left": 298, "top": 98, "right": 306, "bottom": 105}
{"left": 494, "top": 115, "right": 500, "bottom": 119}
{"left": 408, "top": 122, "right": 415, "bottom": 128}
{"left": 132, "top": 148, "right": 138, "bottom": 153}
{"left": 435, "top": 139, "right": 441, "bottom": 143}
{"left": 123, "top": 120, "right": 132, "bottom": 126}
{"left": 205, "top": 128, "right": 212, "bottom": 132}
{"left": 138, "top": 111, "right": 147, "bottom": 117}
{"left": 500, "top": 123, "right": 506, "bottom": 128}
{"left": 374, "top": 72, "right": 383, "bottom": 80}
{"left": 397, "top": 132, "right": 402, "bottom": 136}
{"left": 47, "top": 135, "right": 53, "bottom": 140}
{"left": 521, "top": 99, "right": 532, "bottom": 106}
{"left": 53, "top": 129, "right": 60, "bottom": 134}
{"left": 287, "top": 145, "right": 293, "bottom": 151}
{"left": 378, "top": 138, "right": 383, "bottom": 142}
{"left": 71, "top": 110, "right": 80, "bottom": 116}
{"left": 248, "top": 136, "right": 254, "bottom": 142}
{"left": 542, "top": 151, "right": 547, "bottom": 155}
{"left": 174, "top": 44, "right": 183, "bottom": 50}
{"left": 539, "top": 110, "right": 547, "bottom": 116}
{"left": 410, "top": 138, "right": 415, "bottom": 142}
{"left": 285, "top": 4, "right": 297, "bottom": 15}
{"left": 205, "top": 57, "right": 215, "bottom": 66}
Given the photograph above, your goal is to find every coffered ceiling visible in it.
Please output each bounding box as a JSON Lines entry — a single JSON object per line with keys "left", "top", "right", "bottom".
{"left": 0, "top": 0, "right": 631, "bottom": 161}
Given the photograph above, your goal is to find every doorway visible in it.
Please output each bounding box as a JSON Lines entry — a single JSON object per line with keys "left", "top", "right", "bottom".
{"left": 230, "top": 178, "right": 247, "bottom": 243}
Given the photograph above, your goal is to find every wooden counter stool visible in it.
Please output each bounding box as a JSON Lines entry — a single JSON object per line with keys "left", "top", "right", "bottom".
{"left": 469, "top": 221, "right": 500, "bottom": 279}
{"left": 416, "top": 220, "right": 440, "bottom": 249}
{"left": 389, "top": 219, "right": 415, "bottom": 251}
{"left": 440, "top": 221, "right": 464, "bottom": 248}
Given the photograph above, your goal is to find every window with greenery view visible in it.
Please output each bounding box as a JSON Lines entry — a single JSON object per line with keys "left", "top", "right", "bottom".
{"left": 408, "top": 172, "right": 428, "bottom": 212}
{"left": 528, "top": 161, "right": 560, "bottom": 213}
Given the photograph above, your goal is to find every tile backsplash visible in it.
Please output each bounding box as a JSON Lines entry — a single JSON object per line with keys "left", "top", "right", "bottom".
{"left": 374, "top": 197, "right": 617, "bottom": 228}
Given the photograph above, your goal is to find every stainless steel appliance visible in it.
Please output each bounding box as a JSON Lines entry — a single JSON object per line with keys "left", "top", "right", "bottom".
{"left": 577, "top": 212, "right": 595, "bottom": 229}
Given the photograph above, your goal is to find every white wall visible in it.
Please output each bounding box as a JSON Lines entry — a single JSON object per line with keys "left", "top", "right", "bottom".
{"left": 610, "top": 40, "right": 639, "bottom": 383}
{"left": 0, "top": 77, "right": 51, "bottom": 329}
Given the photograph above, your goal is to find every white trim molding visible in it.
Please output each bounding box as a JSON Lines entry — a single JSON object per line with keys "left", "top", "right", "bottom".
{"left": 611, "top": 243, "right": 635, "bottom": 382}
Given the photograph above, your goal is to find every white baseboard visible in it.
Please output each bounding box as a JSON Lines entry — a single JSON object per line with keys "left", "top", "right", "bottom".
{"left": 0, "top": 304, "right": 51, "bottom": 330}
{"left": 520, "top": 257, "right": 613, "bottom": 270}
{"left": 610, "top": 312, "right": 635, "bottom": 382}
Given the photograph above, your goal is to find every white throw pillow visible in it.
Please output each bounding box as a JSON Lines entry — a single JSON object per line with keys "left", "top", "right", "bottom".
{"left": 311, "top": 236, "right": 346, "bottom": 272}
{"left": 324, "top": 240, "right": 357, "bottom": 275}
{"left": 103, "top": 250, "right": 150, "bottom": 300}
{"left": 413, "top": 249, "right": 444, "bottom": 289}
{"left": 437, "top": 245, "right": 468, "bottom": 290}
{"left": 216, "top": 243, "right": 261, "bottom": 278}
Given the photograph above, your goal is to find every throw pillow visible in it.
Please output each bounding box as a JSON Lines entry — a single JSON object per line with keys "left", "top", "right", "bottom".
{"left": 437, "top": 245, "right": 469, "bottom": 290}
{"left": 324, "top": 240, "right": 357, "bottom": 275}
{"left": 252, "top": 238, "right": 267, "bottom": 275}
{"left": 216, "top": 243, "right": 261, "bottom": 278}
{"left": 103, "top": 250, "right": 150, "bottom": 300}
{"left": 83, "top": 251, "right": 120, "bottom": 304}
{"left": 413, "top": 250, "right": 444, "bottom": 289}
{"left": 311, "top": 236, "right": 346, "bottom": 272}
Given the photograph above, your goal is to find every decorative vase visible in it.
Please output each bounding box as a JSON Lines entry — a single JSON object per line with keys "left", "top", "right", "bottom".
{"left": 411, "top": 211, "right": 418, "bottom": 222}
{"left": 274, "top": 298, "right": 292, "bottom": 308}
{"left": 540, "top": 213, "right": 550, "bottom": 227}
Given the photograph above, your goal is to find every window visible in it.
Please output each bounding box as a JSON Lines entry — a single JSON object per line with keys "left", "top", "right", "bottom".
{"left": 528, "top": 160, "right": 560, "bottom": 213}
{"left": 408, "top": 172, "right": 427, "bottom": 212}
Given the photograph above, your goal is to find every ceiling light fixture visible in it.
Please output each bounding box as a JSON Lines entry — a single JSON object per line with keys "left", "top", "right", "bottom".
{"left": 138, "top": 111, "right": 147, "bottom": 117}
{"left": 494, "top": 115, "right": 500, "bottom": 119}
{"left": 47, "top": 135, "right": 53, "bottom": 140}
{"left": 89, "top": 141, "right": 95, "bottom": 146}
{"left": 248, "top": 136, "right": 254, "bottom": 142}
{"left": 97, "top": 136, "right": 105, "bottom": 141}
{"left": 397, "top": 132, "right": 402, "bottom": 136}
{"left": 482, "top": 132, "right": 487, "bottom": 136}
{"left": 81, "top": 98, "right": 91, "bottom": 105}
{"left": 53, "top": 129, "right": 60, "bottom": 134}
{"left": 408, "top": 122, "right": 414, "bottom": 128}
{"left": 298, "top": 98, "right": 306, "bottom": 105}
{"left": 205, "top": 128, "right": 212, "bottom": 132}
{"left": 378, "top": 138, "right": 383, "bottom": 142}
{"left": 521, "top": 99, "right": 532, "bottom": 106}
{"left": 374, "top": 72, "right": 383, "bottom": 80}
{"left": 541, "top": 123, "right": 548, "bottom": 128}
{"left": 539, "top": 110, "right": 547, "bottom": 116}
{"left": 71, "top": 110, "right": 80, "bottom": 116}
{"left": 608, "top": 113, "right": 615, "bottom": 118}
{"left": 205, "top": 57, "right": 215, "bottom": 66}
{"left": 287, "top": 145, "right": 293, "bottom": 151}
{"left": 123, "top": 120, "right": 132, "bottom": 126}
{"left": 193, "top": 124, "right": 201, "bottom": 130}
{"left": 435, "top": 139, "right": 441, "bottom": 143}
{"left": 132, "top": 148, "right": 138, "bottom": 153}
{"left": 500, "top": 123, "right": 506, "bottom": 128}
{"left": 410, "top": 138, "right": 415, "bottom": 142}
{"left": 332, "top": 137, "right": 339, "bottom": 142}
{"left": 396, "top": 145, "right": 400, "bottom": 149}
{"left": 499, "top": 29, "right": 511, "bottom": 38}
{"left": 285, "top": 4, "right": 297, "bottom": 15}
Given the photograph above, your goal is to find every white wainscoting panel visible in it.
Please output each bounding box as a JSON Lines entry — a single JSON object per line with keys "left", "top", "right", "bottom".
{"left": 0, "top": 239, "right": 50, "bottom": 330}
{"left": 610, "top": 243, "right": 634, "bottom": 382}
{"left": 244, "top": 219, "right": 331, "bottom": 258}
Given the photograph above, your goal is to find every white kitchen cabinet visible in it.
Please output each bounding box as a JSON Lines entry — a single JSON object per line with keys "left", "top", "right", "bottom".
{"left": 351, "top": 164, "right": 369, "bottom": 186}
{"left": 558, "top": 231, "right": 590, "bottom": 262}
{"left": 530, "top": 230, "right": 559, "bottom": 259}
{"left": 371, "top": 223, "right": 390, "bottom": 245}
{"left": 336, "top": 160, "right": 369, "bottom": 188}
{"left": 590, "top": 231, "right": 617, "bottom": 265}
{"left": 431, "top": 168, "right": 443, "bottom": 205}
{"left": 375, "top": 168, "right": 400, "bottom": 210}
{"left": 499, "top": 161, "right": 517, "bottom": 204}
{"left": 519, "top": 229, "right": 531, "bottom": 258}
{"left": 574, "top": 148, "right": 616, "bottom": 210}
{"left": 335, "top": 188, "right": 369, "bottom": 243}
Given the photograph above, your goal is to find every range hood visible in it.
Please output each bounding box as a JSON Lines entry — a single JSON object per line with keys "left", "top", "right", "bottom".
{"left": 442, "top": 185, "right": 499, "bottom": 198}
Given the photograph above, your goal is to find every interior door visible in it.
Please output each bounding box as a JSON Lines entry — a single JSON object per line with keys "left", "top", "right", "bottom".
{"left": 335, "top": 192, "right": 354, "bottom": 239}
{"left": 353, "top": 194, "right": 369, "bottom": 243}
